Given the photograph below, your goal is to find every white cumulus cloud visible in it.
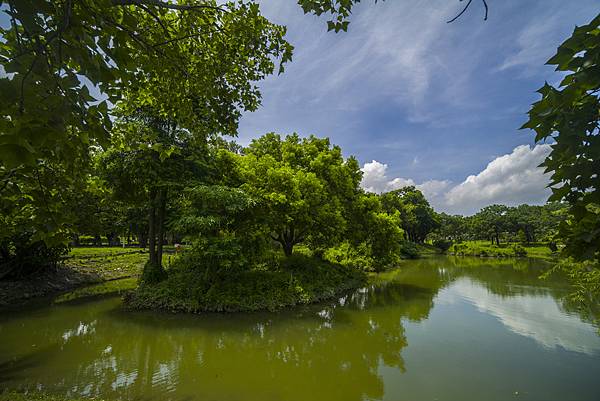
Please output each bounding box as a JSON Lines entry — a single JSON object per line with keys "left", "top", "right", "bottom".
{"left": 361, "top": 144, "right": 552, "bottom": 215}
{"left": 361, "top": 160, "right": 413, "bottom": 193}
{"left": 444, "top": 144, "right": 552, "bottom": 214}
{"left": 360, "top": 160, "right": 451, "bottom": 206}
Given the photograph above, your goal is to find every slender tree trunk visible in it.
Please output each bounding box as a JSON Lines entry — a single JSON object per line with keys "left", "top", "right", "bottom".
{"left": 156, "top": 188, "right": 167, "bottom": 267}
{"left": 526, "top": 226, "right": 534, "bottom": 243}
{"left": 139, "top": 231, "right": 147, "bottom": 249}
{"left": 283, "top": 241, "right": 293, "bottom": 257}
{"left": 148, "top": 188, "right": 157, "bottom": 266}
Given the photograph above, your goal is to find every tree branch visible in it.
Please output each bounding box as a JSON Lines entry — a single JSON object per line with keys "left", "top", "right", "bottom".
{"left": 19, "top": 55, "right": 38, "bottom": 114}
{"left": 482, "top": 0, "right": 488, "bottom": 21}
{"left": 111, "top": 0, "right": 225, "bottom": 13}
{"left": 136, "top": 3, "right": 171, "bottom": 37}
{"left": 447, "top": 0, "right": 473, "bottom": 23}
{"left": 0, "top": 168, "right": 19, "bottom": 194}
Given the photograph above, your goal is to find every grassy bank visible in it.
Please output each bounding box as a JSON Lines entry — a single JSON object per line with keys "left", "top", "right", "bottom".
{"left": 0, "top": 392, "right": 104, "bottom": 401}
{"left": 65, "top": 247, "right": 149, "bottom": 280}
{"left": 0, "top": 247, "right": 148, "bottom": 306}
{"left": 449, "top": 240, "right": 557, "bottom": 259}
{"left": 51, "top": 247, "right": 160, "bottom": 303}
{"left": 125, "top": 255, "right": 366, "bottom": 313}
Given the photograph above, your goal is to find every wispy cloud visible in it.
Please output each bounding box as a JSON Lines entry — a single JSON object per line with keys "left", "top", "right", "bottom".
{"left": 239, "top": 0, "right": 598, "bottom": 189}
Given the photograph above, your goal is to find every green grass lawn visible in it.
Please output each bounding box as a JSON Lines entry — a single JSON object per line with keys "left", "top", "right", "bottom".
{"left": 67, "top": 246, "right": 144, "bottom": 258}
{"left": 53, "top": 247, "right": 148, "bottom": 303}
{"left": 54, "top": 277, "right": 139, "bottom": 303}
{"left": 450, "top": 240, "right": 557, "bottom": 259}
{"left": 56, "top": 247, "right": 179, "bottom": 303}
{"left": 0, "top": 391, "right": 106, "bottom": 401}
{"left": 67, "top": 248, "right": 148, "bottom": 280}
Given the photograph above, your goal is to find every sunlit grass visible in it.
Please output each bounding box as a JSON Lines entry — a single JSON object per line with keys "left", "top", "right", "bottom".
{"left": 451, "top": 240, "right": 557, "bottom": 259}
{"left": 54, "top": 277, "right": 138, "bottom": 303}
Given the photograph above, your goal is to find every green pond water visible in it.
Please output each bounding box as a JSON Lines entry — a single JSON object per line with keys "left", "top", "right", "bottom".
{"left": 1, "top": 257, "right": 599, "bottom": 401}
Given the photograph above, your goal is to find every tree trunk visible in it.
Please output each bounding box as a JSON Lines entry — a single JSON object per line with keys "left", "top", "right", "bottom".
{"left": 148, "top": 188, "right": 157, "bottom": 266}
{"left": 142, "top": 188, "right": 168, "bottom": 282}
{"left": 155, "top": 188, "right": 167, "bottom": 267}
{"left": 283, "top": 240, "right": 293, "bottom": 257}
{"left": 139, "top": 231, "right": 147, "bottom": 249}
{"left": 107, "top": 232, "right": 119, "bottom": 246}
{"left": 526, "top": 226, "right": 534, "bottom": 243}
{"left": 273, "top": 226, "right": 304, "bottom": 257}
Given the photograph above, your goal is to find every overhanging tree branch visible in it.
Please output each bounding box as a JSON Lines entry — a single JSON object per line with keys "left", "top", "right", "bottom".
{"left": 111, "top": 0, "right": 225, "bottom": 13}
{"left": 447, "top": 0, "right": 489, "bottom": 23}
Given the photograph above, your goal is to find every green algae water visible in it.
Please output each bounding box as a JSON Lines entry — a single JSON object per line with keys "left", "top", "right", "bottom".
{"left": 1, "top": 257, "right": 599, "bottom": 401}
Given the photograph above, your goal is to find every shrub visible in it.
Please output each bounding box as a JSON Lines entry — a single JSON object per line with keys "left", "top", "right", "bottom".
{"left": 140, "top": 261, "right": 168, "bottom": 284}
{"left": 323, "top": 242, "right": 374, "bottom": 271}
{"left": 512, "top": 244, "right": 528, "bottom": 257}
{"left": 125, "top": 254, "right": 366, "bottom": 313}
{"left": 432, "top": 239, "right": 453, "bottom": 253}
{"left": 0, "top": 233, "right": 68, "bottom": 280}
{"left": 400, "top": 242, "right": 420, "bottom": 259}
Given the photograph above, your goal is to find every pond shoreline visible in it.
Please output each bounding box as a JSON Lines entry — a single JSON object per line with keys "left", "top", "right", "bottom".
{"left": 0, "top": 249, "right": 147, "bottom": 307}
{"left": 0, "top": 265, "right": 102, "bottom": 307}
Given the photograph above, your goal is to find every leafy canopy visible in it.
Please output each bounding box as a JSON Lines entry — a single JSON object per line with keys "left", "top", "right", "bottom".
{"left": 0, "top": 0, "right": 292, "bottom": 251}
{"left": 0, "top": 0, "right": 292, "bottom": 168}
{"left": 523, "top": 13, "right": 600, "bottom": 262}
{"left": 240, "top": 133, "right": 362, "bottom": 255}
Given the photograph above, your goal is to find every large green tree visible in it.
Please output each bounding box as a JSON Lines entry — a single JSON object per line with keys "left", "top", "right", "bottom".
{"left": 99, "top": 110, "right": 214, "bottom": 280}
{"left": 240, "top": 133, "right": 362, "bottom": 256}
{"left": 472, "top": 204, "right": 509, "bottom": 245}
{"left": 381, "top": 186, "right": 439, "bottom": 243}
{"left": 0, "top": 0, "right": 292, "bottom": 260}
{"left": 0, "top": 0, "right": 292, "bottom": 167}
{"left": 345, "top": 192, "right": 404, "bottom": 271}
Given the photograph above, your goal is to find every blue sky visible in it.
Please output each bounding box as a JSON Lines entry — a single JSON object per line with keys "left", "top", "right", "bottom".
{"left": 238, "top": 0, "right": 599, "bottom": 214}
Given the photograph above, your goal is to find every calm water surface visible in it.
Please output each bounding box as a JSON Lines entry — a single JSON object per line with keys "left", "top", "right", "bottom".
{"left": 1, "top": 257, "right": 599, "bottom": 401}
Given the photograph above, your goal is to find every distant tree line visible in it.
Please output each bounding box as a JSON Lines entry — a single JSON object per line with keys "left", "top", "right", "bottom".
{"left": 430, "top": 203, "right": 567, "bottom": 246}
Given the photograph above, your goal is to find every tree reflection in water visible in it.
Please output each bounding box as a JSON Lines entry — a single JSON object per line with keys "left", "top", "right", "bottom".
{"left": 0, "top": 256, "right": 596, "bottom": 401}
{"left": 0, "top": 277, "right": 441, "bottom": 401}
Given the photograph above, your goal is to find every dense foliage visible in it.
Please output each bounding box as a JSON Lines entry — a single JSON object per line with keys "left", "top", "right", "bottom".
{"left": 381, "top": 187, "right": 439, "bottom": 243}
{"left": 523, "top": 13, "right": 600, "bottom": 307}
{"left": 0, "top": 0, "right": 292, "bottom": 276}
{"left": 126, "top": 254, "right": 366, "bottom": 312}
{"left": 240, "top": 133, "right": 362, "bottom": 255}
{"left": 524, "top": 14, "right": 600, "bottom": 263}
{"left": 430, "top": 203, "right": 566, "bottom": 245}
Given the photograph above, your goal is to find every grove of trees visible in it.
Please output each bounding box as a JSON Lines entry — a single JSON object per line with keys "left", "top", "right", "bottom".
{"left": 431, "top": 203, "right": 567, "bottom": 246}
